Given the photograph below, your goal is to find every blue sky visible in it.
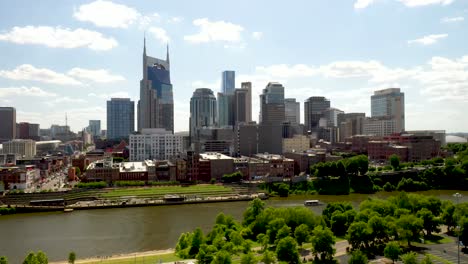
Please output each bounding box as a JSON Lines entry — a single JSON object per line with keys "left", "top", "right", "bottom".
{"left": 0, "top": 0, "right": 467, "bottom": 133}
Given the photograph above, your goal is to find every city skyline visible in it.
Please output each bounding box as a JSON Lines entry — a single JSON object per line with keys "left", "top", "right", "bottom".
{"left": 0, "top": 1, "right": 467, "bottom": 132}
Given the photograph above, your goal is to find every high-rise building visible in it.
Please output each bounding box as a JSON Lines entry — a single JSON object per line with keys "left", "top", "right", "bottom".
{"left": 217, "top": 92, "right": 234, "bottom": 127}
{"left": 284, "top": 98, "right": 300, "bottom": 124}
{"left": 370, "top": 88, "right": 405, "bottom": 132}
{"left": 260, "top": 82, "right": 285, "bottom": 125}
{"left": 138, "top": 38, "right": 174, "bottom": 133}
{"left": 304, "top": 96, "right": 330, "bottom": 133}
{"left": 17, "top": 122, "right": 40, "bottom": 140}
{"left": 337, "top": 113, "right": 366, "bottom": 142}
{"left": 323, "top": 107, "right": 344, "bottom": 127}
{"left": 0, "top": 107, "right": 16, "bottom": 143}
{"left": 190, "top": 88, "right": 217, "bottom": 142}
{"left": 222, "top": 71, "right": 235, "bottom": 94}
{"left": 241, "top": 82, "right": 252, "bottom": 122}
{"left": 88, "top": 120, "right": 101, "bottom": 137}
{"left": 234, "top": 88, "right": 249, "bottom": 125}
{"left": 107, "top": 98, "right": 135, "bottom": 140}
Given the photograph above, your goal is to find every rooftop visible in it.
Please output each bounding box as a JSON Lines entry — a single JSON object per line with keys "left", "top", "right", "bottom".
{"left": 199, "top": 152, "right": 233, "bottom": 160}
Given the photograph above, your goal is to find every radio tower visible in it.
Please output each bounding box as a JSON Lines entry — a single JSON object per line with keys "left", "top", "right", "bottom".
{"left": 65, "top": 112, "right": 68, "bottom": 127}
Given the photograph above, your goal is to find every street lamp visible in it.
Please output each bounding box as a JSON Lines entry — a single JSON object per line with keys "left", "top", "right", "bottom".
{"left": 453, "top": 192, "right": 462, "bottom": 264}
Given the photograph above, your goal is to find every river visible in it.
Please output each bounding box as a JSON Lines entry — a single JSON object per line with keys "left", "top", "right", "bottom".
{"left": 0, "top": 190, "right": 466, "bottom": 263}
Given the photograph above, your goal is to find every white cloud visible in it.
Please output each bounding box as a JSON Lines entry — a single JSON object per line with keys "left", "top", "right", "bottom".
{"left": 0, "top": 86, "right": 57, "bottom": 97}
{"left": 441, "top": 16, "right": 464, "bottom": 23}
{"left": 148, "top": 27, "right": 170, "bottom": 43}
{"left": 139, "top": 13, "right": 161, "bottom": 29}
{"left": 354, "top": 0, "right": 376, "bottom": 9}
{"left": 73, "top": 0, "right": 140, "bottom": 28}
{"left": 88, "top": 91, "right": 130, "bottom": 99}
{"left": 168, "top": 17, "right": 184, "bottom": 23}
{"left": 355, "top": 0, "right": 455, "bottom": 9}
{"left": 67, "top": 68, "right": 125, "bottom": 83}
{"left": 252, "top": 32, "right": 263, "bottom": 40}
{"left": 0, "top": 26, "right": 118, "bottom": 51}
{"left": 0, "top": 64, "right": 82, "bottom": 85}
{"left": 399, "top": 0, "right": 455, "bottom": 7}
{"left": 408, "top": 34, "right": 448, "bottom": 45}
{"left": 184, "top": 18, "right": 244, "bottom": 44}
{"left": 45, "top": 96, "right": 87, "bottom": 107}
{"left": 256, "top": 64, "right": 318, "bottom": 78}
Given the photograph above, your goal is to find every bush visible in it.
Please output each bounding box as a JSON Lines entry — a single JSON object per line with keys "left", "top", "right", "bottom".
{"left": 0, "top": 207, "right": 16, "bottom": 215}
{"left": 222, "top": 172, "right": 243, "bottom": 183}
{"left": 383, "top": 182, "right": 395, "bottom": 192}
{"left": 75, "top": 181, "right": 107, "bottom": 189}
{"left": 114, "top": 181, "right": 145, "bottom": 187}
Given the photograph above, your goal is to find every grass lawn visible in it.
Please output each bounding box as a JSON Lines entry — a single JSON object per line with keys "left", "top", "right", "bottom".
{"left": 424, "top": 253, "right": 454, "bottom": 264}
{"left": 419, "top": 235, "right": 454, "bottom": 245}
{"left": 100, "top": 185, "right": 234, "bottom": 198}
{"left": 83, "top": 253, "right": 182, "bottom": 264}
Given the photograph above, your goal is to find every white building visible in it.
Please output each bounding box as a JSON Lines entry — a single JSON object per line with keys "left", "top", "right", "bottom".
{"left": 363, "top": 117, "right": 397, "bottom": 137}
{"left": 0, "top": 139, "right": 36, "bottom": 158}
{"left": 129, "top": 129, "right": 183, "bottom": 161}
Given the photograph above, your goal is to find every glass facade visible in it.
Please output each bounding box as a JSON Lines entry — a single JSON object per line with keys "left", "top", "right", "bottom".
{"left": 107, "top": 98, "right": 135, "bottom": 140}
{"left": 222, "top": 71, "right": 235, "bottom": 94}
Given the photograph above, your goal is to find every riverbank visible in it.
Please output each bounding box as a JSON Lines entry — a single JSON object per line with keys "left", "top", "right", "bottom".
{"left": 49, "top": 249, "right": 180, "bottom": 264}
{"left": 7, "top": 193, "right": 268, "bottom": 214}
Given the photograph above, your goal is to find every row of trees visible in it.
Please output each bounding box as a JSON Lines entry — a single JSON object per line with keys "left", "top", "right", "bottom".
{"left": 0, "top": 251, "right": 75, "bottom": 264}
{"left": 175, "top": 193, "right": 468, "bottom": 263}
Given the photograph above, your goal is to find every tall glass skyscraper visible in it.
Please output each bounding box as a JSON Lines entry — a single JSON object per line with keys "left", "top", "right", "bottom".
{"left": 138, "top": 38, "right": 174, "bottom": 133}
{"left": 222, "top": 71, "right": 235, "bottom": 94}
{"left": 107, "top": 98, "right": 134, "bottom": 140}
{"left": 0, "top": 107, "right": 16, "bottom": 143}
{"left": 370, "top": 88, "right": 405, "bottom": 132}
{"left": 260, "top": 82, "right": 285, "bottom": 125}
{"left": 304, "top": 96, "right": 330, "bottom": 132}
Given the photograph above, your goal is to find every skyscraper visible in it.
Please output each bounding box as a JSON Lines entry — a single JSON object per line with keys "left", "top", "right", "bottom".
{"left": 88, "top": 120, "right": 101, "bottom": 137}
{"left": 241, "top": 82, "right": 252, "bottom": 122}
{"left": 370, "top": 88, "right": 405, "bottom": 132}
{"left": 304, "top": 96, "right": 330, "bottom": 133}
{"left": 0, "top": 107, "right": 16, "bottom": 143}
{"left": 260, "top": 82, "right": 285, "bottom": 125}
{"left": 222, "top": 71, "right": 235, "bottom": 94}
{"left": 217, "top": 92, "right": 234, "bottom": 127}
{"left": 284, "top": 98, "right": 300, "bottom": 124}
{"left": 190, "top": 88, "right": 217, "bottom": 142}
{"left": 17, "top": 122, "right": 40, "bottom": 140}
{"left": 138, "top": 38, "right": 174, "bottom": 133}
{"left": 234, "top": 88, "right": 248, "bottom": 125}
{"left": 107, "top": 98, "right": 135, "bottom": 140}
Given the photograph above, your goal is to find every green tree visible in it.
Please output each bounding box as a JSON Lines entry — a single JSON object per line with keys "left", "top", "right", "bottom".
{"left": 420, "top": 255, "right": 434, "bottom": 264}
{"left": 356, "top": 155, "right": 369, "bottom": 175}
{"left": 212, "top": 250, "right": 232, "bottom": 264}
{"left": 390, "top": 154, "right": 400, "bottom": 171}
{"left": 276, "top": 236, "right": 300, "bottom": 264}
{"left": 0, "top": 256, "right": 8, "bottom": 264}
{"left": 347, "top": 221, "right": 371, "bottom": 251}
{"left": 400, "top": 252, "right": 418, "bottom": 264}
{"left": 256, "top": 233, "right": 269, "bottom": 251}
{"left": 23, "top": 252, "right": 38, "bottom": 264}
{"left": 384, "top": 241, "right": 401, "bottom": 264}
{"left": 416, "top": 208, "right": 441, "bottom": 236}
{"left": 240, "top": 252, "right": 257, "bottom": 264}
{"left": 276, "top": 225, "right": 292, "bottom": 244}
{"left": 243, "top": 198, "right": 265, "bottom": 226}
{"left": 294, "top": 224, "right": 310, "bottom": 247}
{"left": 261, "top": 250, "right": 276, "bottom": 264}
{"left": 74, "top": 167, "right": 81, "bottom": 176}
{"left": 68, "top": 252, "right": 76, "bottom": 264}
{"left": 277, "top": 183, "right": 289, "bottom": 197}
{"left": 460, "top": 216, "right": 468, "bottom": 249}
{"left": 189, "top": 228, "right": 203, "bottom": 257}
{"left": 310, "top": 226, "right": 336, "bottom": 263}
{"left": 348, "top": 250, "right": 368, "bottom": 264}
{"left": 267, "top": 218, "right": 286, "bottom": 244}
{"left": 396, "top": 215, "right": 424, "bottom": 246}
{"left": 35, "top": 251, "right": 47, "bottom": 264}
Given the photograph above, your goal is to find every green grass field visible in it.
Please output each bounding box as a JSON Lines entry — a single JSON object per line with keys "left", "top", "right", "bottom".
{"left": 100, "top": 185, "right": 234, "bottom": 198}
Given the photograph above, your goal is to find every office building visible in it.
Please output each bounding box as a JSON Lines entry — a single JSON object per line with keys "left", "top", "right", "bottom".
{"left": 285, "top": 98, "right": 300, "bottom": 124}
{"left": 234, "top": 88, "right": 249, "bottom": 125}
{"left": 260, "top": 82, "right": 285, "bottom": 125}
{"left": 370, "top": 88, "right": 405, "bottom": 132}
{"left": 88, "top": 120, "right": 101, "bottom": 137}
{"left": 193, "top": 127, "right": 234, "bottom": 156}
{"left": 406, "top": 130, "right": 446, "bottom": 146}
{"left": 337, "top": 113, "right": 366, "bottom": 142}
{"left": 0, "top": 107, "right": 16, "bottom": 143}
{"left": 235, "top": 122, "right": 259, "bottom": 157}
{"left": 217, "top": 92, "right": 233, "bottom": 127}
{"left": 107, "top": 98, "right": 135, "bottom": 140}
{"left": 189, "top": 88, "right": 217, "bottom": 142}
{"left": 323, "top": 108, "right": 344, "bottom": 127}
{"left": 1, "top": 139, "right": 36, "bottom": 158}
{"left": 241, "top": 82, "right": 252, "bottom": 122}
{"left": 222, "top": 71, "right": 235, "bottom": 94}
{"left": 304, "top": 96, "right": 330, "bottom": 134}
{"left": 282, "top": 135, "right": 310, "bottom": 153}
{"left": 129, "top": 129, "right": 183, "bottom": 161}
{"left": 138, "top": 38, "right": 174, "bottom": 133}
{"left": 17, "top": 122, "right": 40, "bottom": 141}
{"left": 363, "top": 117, "right": 397, "bottom": 137}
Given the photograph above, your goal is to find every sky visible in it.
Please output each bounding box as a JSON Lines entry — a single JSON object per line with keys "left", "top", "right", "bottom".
{"left": 0, "top": 0, "right": 467, "bottom": 133}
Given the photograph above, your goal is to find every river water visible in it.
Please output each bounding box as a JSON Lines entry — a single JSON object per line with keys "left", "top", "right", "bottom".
{"left": 0, "top": 190, "right": 467, "bottom": 263}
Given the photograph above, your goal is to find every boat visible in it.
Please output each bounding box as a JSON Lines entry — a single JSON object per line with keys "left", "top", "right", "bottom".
{"left": 63, "top": 208, "right": 74, "bottom": 213}
{"left": 304, "top": 200, "right": 321, "bottom": 206}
